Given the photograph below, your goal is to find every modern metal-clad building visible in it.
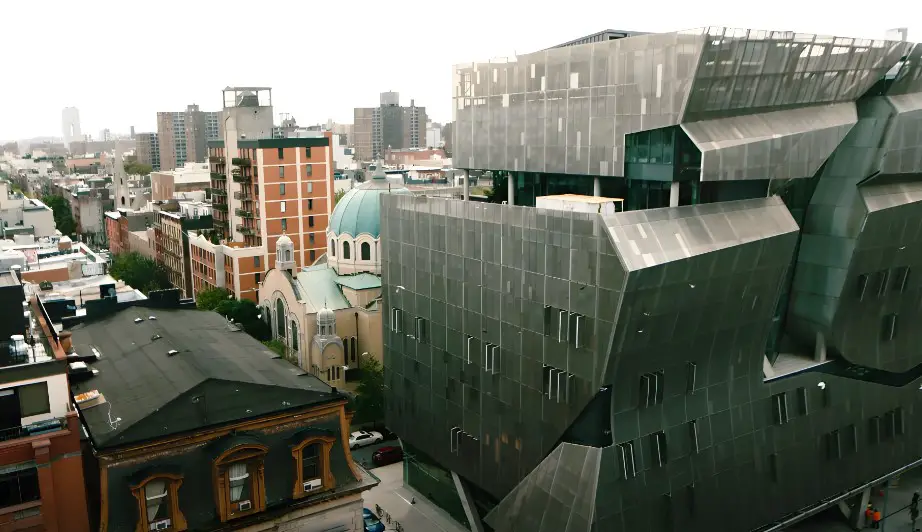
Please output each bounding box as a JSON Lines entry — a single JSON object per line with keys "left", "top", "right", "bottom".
{"left": 452, "top": 27, "right": 917, "bottom": 207}
{"left": 383, "top": 26, "right": 922, "bottom": 532}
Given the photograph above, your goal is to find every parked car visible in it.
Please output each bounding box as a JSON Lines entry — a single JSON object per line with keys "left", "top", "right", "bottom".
{"left": 372, "top": 445, "right": 404, "bottom": 467}
{"left": 363, "top": 508, "right": 385, "bottom": 532}
{"left": 349, "top": 430, "right": 383, "bottom": 449}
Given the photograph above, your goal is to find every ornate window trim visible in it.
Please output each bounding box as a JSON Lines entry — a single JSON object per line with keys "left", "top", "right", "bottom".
{"left": 130, "top": 473, "right": 187, "bottom": 532}
{"left": 291, "top": 435, "right": 336, "bottom": 499}
{"left": 213, "top": 444, "right": 268, "bottom": 522}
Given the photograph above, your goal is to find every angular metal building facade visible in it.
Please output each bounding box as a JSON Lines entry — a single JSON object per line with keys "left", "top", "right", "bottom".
{"left": 382, "top": 27, "right": 922, "bottom": 532}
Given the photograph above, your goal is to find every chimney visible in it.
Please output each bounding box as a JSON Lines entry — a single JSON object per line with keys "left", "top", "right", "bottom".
{"left": 59, "top": 331, "right": 73, "bottom": 353}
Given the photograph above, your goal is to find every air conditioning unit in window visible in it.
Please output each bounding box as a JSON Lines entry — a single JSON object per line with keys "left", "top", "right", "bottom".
{"left": 151, "top": 519, "right": 172, "bottom": 531}
{"left": 238, "top": 500, "right": 252, "bottom": 511}
{"left": 303, "top": 478, "right": 322, "bottom": 492}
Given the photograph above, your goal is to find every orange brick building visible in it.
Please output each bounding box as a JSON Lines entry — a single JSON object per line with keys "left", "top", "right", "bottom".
{"left": 192, "top": 136, "right": 335, "bottom": 301}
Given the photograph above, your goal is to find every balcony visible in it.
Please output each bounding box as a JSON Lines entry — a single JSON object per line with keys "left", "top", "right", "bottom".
{"left": 0, "top": 417, "right": 67, "bottom": 442}
{"left": 209, "top": 156, "right": 225, "bottom": 163}
{"left": 212, "top": 203, "right": 228, "bottom": 212}
{"left": 231, "top": 157, "right": 251, "bottom": 167}
{"left": 232, "top": 173, "right": 251, "bottom": 183}
{"left": 233, "top": 191, "right": 252, "bottom": 201}
{"left": 209, "top": 188, "right": 226, "bottom": 196}
{"left": 211, "top": 172, "right": 226, "bottom": 180}
{"left": 236, "top": 225, "right": 256, "bottom": 236}
{"left": 213, "top": 219, "right": 229, "bottom": 229}
{"left": 235, "top": 208, "right": 254, "bottom": 218}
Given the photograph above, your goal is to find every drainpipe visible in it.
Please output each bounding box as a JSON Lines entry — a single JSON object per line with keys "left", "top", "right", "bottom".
{"left": 354, "top": 311, "right": 359, "bottom": 369}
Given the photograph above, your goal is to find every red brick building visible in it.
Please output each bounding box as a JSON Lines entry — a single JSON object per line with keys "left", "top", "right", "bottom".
{"left": 0, "top": 268, "right": 91, "bottom": 532}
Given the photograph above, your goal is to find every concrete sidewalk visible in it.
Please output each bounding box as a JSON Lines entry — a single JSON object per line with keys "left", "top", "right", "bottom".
{"left": 790, "top": 465, "right": 922, "bottom": 531}
{"left": 363, "top": 462, "right": 470, "bottom": 532}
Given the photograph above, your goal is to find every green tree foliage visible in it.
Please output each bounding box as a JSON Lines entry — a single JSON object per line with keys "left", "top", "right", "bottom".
{"left": 262, "top": 339, "right": 287, "bottom": 357}
{"left": 41, "top": 195, "right": 77, "bottom": 235}
{"left": 485, "top": 176, "right": 507, "bottom": 204}
{"left": 123, "top": 161, "right": 153, "bottom": 176}
{"left": 354, "top": 355, "right": 385, "bottom": 423}
{"left": 334, "top": 189, "right": 347, "bottom": 205}
{"left": 195, "top": 287, "right": 231, "bottom": 311}
{"left": 108, "top": 251, "right": 171, "bottom": 294}
{"left": 213, "top": 298, "right": 270, "bottom": 341}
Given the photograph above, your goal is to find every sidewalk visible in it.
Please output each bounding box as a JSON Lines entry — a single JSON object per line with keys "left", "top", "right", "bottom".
{"left": 790, "top": 465, "right": 922, "bottom": 531}
{"left": 363, "top": 462, "right": 470, "bottom": 532}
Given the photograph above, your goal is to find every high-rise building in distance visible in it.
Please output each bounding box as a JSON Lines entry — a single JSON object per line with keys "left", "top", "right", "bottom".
{"left": 135, "top": 132, "right": 161, "bottom": 170}
{"left": 156, "top": 104, "right": 222, "bottom": 171}
{"left": 353, "top": 92, "right": 427, "bottom": 161}
{"left": 62, "top": 106, "right": 82, "bottom": 145}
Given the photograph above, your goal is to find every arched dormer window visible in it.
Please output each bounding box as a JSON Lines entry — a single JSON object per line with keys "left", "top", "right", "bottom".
{"left": 343, "top": 241, "right": 351, "bottom": 260}
{"left": 131, "top": 474, "right": 187, "bottom": 532}
{"left": 361, "top": 242, "right": 371, "bottom": 261}
{"left": 213, "top": 444, "right": 268, "bottom": 522}
{"left": 291, "top": 435, "right": 336, "bottom": 498}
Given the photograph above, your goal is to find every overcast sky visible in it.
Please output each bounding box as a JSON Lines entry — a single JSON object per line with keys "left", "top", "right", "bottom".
{"left": 0, "top": 0, "right": 918, "bottom": 141}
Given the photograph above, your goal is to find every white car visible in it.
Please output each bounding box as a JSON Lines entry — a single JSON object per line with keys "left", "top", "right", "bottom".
{"left": 349, "top": 430, "right": 383, "bottom": 449}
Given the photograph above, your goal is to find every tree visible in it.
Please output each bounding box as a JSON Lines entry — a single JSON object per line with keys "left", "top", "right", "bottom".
{"left": 213, "top": 298, "right": 270, "bottom": 340}
{"left": 196, "top": 287, "right": 231, "bottom": 311}
{"left": 123, "top": 161, "right": 153, "bottom": 176}
{"left": 109, "top": 251, "right": 171, "bottom": 294}
{"left": 485, "top": 174, "right": 508, "bottom": 204}
{"left": 262, "top": 339, "right": 288, "bottom": 359}
{"left": 354, "top": 355, "right": 385, "bottom": 424}
{"left": 41, "top": 195, "right": 77, "bottom": 235}
{"left": 334, "top": 189, "right": 347, "bottom": 205}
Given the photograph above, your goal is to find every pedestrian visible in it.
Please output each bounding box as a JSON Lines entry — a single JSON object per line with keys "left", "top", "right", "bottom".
{"left": 865, "top": 504, "right": 874, "bottom": 526}
{"left": 872, "top": 507, "right": 882, "bottom": 529}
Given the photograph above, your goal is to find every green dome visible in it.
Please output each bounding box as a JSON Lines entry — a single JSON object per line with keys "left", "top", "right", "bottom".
{"left": 328, "top": 167, "right": 411, "bottom": 238}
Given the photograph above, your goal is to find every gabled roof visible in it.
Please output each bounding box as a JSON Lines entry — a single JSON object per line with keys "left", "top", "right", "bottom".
{"left": 293, "top": 264, "right": 351, "bottom": 314}
{"left": 68, "top": 308, "right": 337, "bottom": 450}
{"left": 335, "top": 273, "right": 381, "bottom": 291}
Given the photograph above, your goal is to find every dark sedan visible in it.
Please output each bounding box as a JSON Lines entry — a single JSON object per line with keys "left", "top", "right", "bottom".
{"left": 372, "top": 445, "right": 404, "bottom": 467}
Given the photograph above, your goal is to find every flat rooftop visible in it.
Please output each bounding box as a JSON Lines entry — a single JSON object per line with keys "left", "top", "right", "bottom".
{"left": 0, "top": 270, "right": 21, "bottom": 287}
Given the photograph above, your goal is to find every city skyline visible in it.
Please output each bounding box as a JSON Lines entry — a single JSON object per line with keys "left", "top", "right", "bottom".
{"left": 0, "top": 0, "right": 915, "bottom": 141}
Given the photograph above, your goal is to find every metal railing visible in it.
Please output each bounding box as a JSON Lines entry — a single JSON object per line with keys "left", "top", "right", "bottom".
{"left": 0, "top": 417, "right": 67, "bottom": 442}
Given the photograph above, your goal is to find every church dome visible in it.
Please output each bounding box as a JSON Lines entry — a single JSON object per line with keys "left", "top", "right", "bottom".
{"left": 317, "top": 307, "right": 335, "bottom": 325}
{"left": 276, "top": 233, "right": 293, "bottom": 246}
{"left": 328, "top": 165, "right": 412, "bottom": 239}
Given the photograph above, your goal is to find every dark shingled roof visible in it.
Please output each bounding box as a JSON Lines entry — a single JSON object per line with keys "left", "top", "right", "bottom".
{"left": 68, "top": 308, "right": 337, "bottom": 450}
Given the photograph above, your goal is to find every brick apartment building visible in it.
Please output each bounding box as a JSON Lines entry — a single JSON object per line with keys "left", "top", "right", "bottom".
{"left": 191, "top": 135, "right": 335, "bottom": 301}
{"left": 154, "top": 210, "right": 213, "bottom": 298}
{"left": 156, "top": 105, "right": 222, "bottom": 171}
{"left": 0, "top": 268, "right": 91, "bottom": 532}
